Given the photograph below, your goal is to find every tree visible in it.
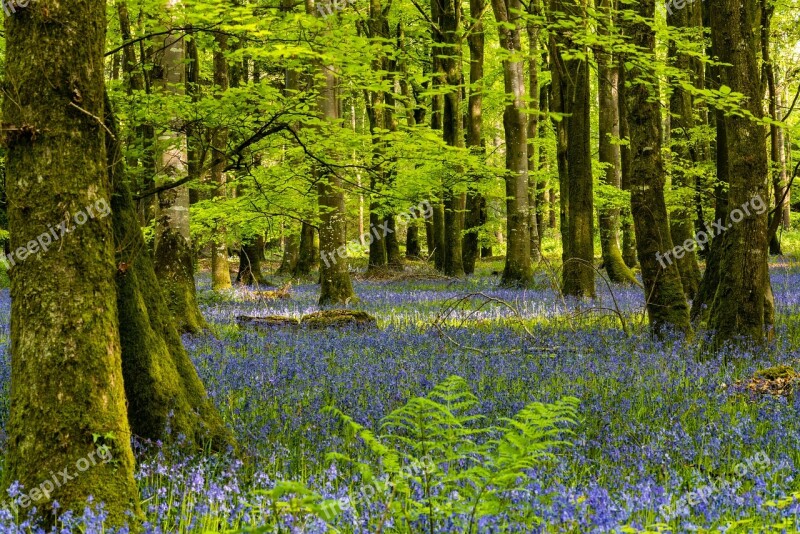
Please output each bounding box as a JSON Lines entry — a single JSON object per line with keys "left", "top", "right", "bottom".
{"left": 210, "top": 33, "right": 233, "bottom": 291}
{"left": 550, "top": 0, "right": 595, "bottom": 297}
{"left": 2, "top": 0, "right": 139, "bottom": 523}
{"left": 492, "top": 0, "right": 533, "bottom": 286}
{"left": 152, "top": 16, "right": 207, "bottom": 333}
{"left": 596, "top": 0, "right": 638, "bottom": 285}
{"left": 706, "top": 0, "right": 773, "bottom": 344}
{"left": 622, "top": 0, "right": 691, "bottom": 333}
{"left": 316, "top": 2, "right": 357, "bottom": 305}
{"left": 666, "top": 0, "right": 701, "bottom": 298}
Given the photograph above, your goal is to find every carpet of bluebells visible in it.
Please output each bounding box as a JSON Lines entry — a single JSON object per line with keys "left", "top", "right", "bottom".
{"left": 1, "top": 260, "right": 800, "bottom": 532}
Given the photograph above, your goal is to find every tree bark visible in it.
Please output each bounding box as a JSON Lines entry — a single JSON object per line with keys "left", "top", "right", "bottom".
{"left": 493, "top": 0, "right": 533, "bottom": 286}
{"left": 550, "top": 0, "right": 595, "bottom": 296}
{"left": 623, "top": 0, "right": 691, "bottom": 333}
{"left": 3, "top": 1, "right": 140, "bottom": 523}
{"left": 210, "top": 34, "right": 233, "bottom": 291}
{"left": 597, "top": 0, "right": 638, "bottom": 285}
{"left": 666, "top": 0, "right": 701, "bottom": 298}
{"left": 617, "top": 54, "right": 638, "bottom": 269}
{"left": 294, "top": 220, "right": 318, "bottom": 276}
{"left": 463, "top": 0, "right": 486, "bottom": 275}
{"left": 434, "top": 0, "right": 466, "bottom": 277}
{"left": 316, "top": 18, "right": 356, "bottom": 305}
{"left": 152, "top": 29, "right": 207, "bottom": 333}
{"left": 706, "top": 0, "right": 773, "bottom": 344}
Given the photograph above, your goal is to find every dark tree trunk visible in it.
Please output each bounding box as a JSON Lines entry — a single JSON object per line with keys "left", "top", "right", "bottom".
{"left": 526, "top": 4, "right": 542, "bottom": 263}
{"left": 706, "top": 0, "right": 773, "bottom": 344}
{"left": 3, "top": 3, "right": 139, "bottom": 523}
{"left": 550, "top": 0, "right": 594, "bottom": 296}
{"left": 277, "top": 227, "right": 299, "bottom": 275}
{"left": 463, "top": 0, "right": 486, "bottom": 275}
{"left": 294, "top": 220, "right": 317, "bottom": 276}
{"left": 618, "top": 53, "right": 638, "bottom": 269}
{"left": 237, "top": 236, "right": 267, "bottom": 285}
{"left": 406, "top": 223, "right": 421, "bottom": 258}
{"left": 666, "top": 1, "right": 701, "bottom": 299}
{"left": 623, "top": 0, "right": 692, "bottom": 333}
{"left": 434, "top": 0, "right": 466, "bottom": 277}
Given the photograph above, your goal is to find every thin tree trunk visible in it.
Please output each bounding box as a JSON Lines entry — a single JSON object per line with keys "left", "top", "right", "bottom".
{"left": 294, "top": 220, "right": 317, "bottom": 276}
{"left": 597, "top": 0, "right": 638, "bottom": 285}
{"left": 618, "top": 54, "right": 637, "bottom": 268}
{"left": 211, "top": 34, "right": 233, "bottom": 291}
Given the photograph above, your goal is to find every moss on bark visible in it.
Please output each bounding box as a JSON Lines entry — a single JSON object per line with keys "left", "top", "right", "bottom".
{"left": 108, "top": 96, "right": 234, "bottom": 452}
{"left": 3, "top": 2, "right": 140, "bottom": 525}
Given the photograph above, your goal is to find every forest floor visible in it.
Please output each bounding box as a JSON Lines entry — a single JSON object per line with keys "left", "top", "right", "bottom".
{"left": 2, "top": 248, "right": 800, "bottom": 532}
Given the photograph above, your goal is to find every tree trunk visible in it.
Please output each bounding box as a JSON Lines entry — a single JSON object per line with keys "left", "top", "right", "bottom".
{"left": 3, "top": 3, "right": 139, "bottom": 523}
{"left": 706, "top": 0, "right": 772, "bottom": 344}
{"left": 277, "top": 226, "right": 299, "bottom": 274}
{"left": 493, "top": 0, "right": 533, "bottom": 286}
{"left": 316, "top": 28, "right": 356, "bottom": 305}
{"left": 211, "top": 34, "right": 233, "bottom": 291}
{"left": 597, "top": 0, "right": 638, "bottom": 285}
{"left": 406, "top": 223, "right": 421, "bottom": 258}
{"left": 666, "top": 1, "right": 701, "bottom": 298}
{"left": 618, "top": 55, "right": 638, "bottom": 269}
{"left": 434, "top": 0, "right": 466, "bottom": 277}
{"left": 462, "top": 0, "right": 486, "bottom": 275}
{"left": 294, "top": 220, "right": 317, "bottom": 276}
{"left": 550, "top": 0, "right": 595, "bottom": 297}
{"left": 526, "top": 4, "right": 542, "bottom": 263}
{"left": 237, "top": 236, "right": 267, "bottom": 285}
{"left": 152, "top": 29, "right": 207, "bottom": 333}
{"left": 623, "top": 0, "right": 691, "bottom": 333}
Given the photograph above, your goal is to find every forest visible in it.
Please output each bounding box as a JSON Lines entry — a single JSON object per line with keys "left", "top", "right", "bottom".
{"left": 0, "top": 0, "right": 798, "bottom": 530}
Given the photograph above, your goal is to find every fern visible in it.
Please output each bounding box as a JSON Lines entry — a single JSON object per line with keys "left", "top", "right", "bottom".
{"left": 322, "top": 375, "right": 580, "bottom": 532}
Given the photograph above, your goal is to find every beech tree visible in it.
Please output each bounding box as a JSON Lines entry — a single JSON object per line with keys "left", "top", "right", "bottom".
{"left": 3, "top": 0, "right": 140, "bottom": 523}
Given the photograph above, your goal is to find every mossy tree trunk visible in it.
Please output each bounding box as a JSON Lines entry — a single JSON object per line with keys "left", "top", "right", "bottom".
{"left": 706, "top": 0, "right": 773, "bottom": 344}
{"left": 597, "top": 0, "right": 638, "bottom": 286}
{"left": 617, "top": 55, "right": 638, "bottom": 269}
{"left": 493, "top": 0, "right": 533, "bottom": 287}
{"left": 623, "top": 0, "right": 692, "bottom": 334}
{"left": 152, "top": 30, "right": 207, "bottom": 333}
{"left": 107, "top": 95, "right": 233, "bottom": 452}
{"left": 3, "top": 1, "right": 139, "bottom": 524}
